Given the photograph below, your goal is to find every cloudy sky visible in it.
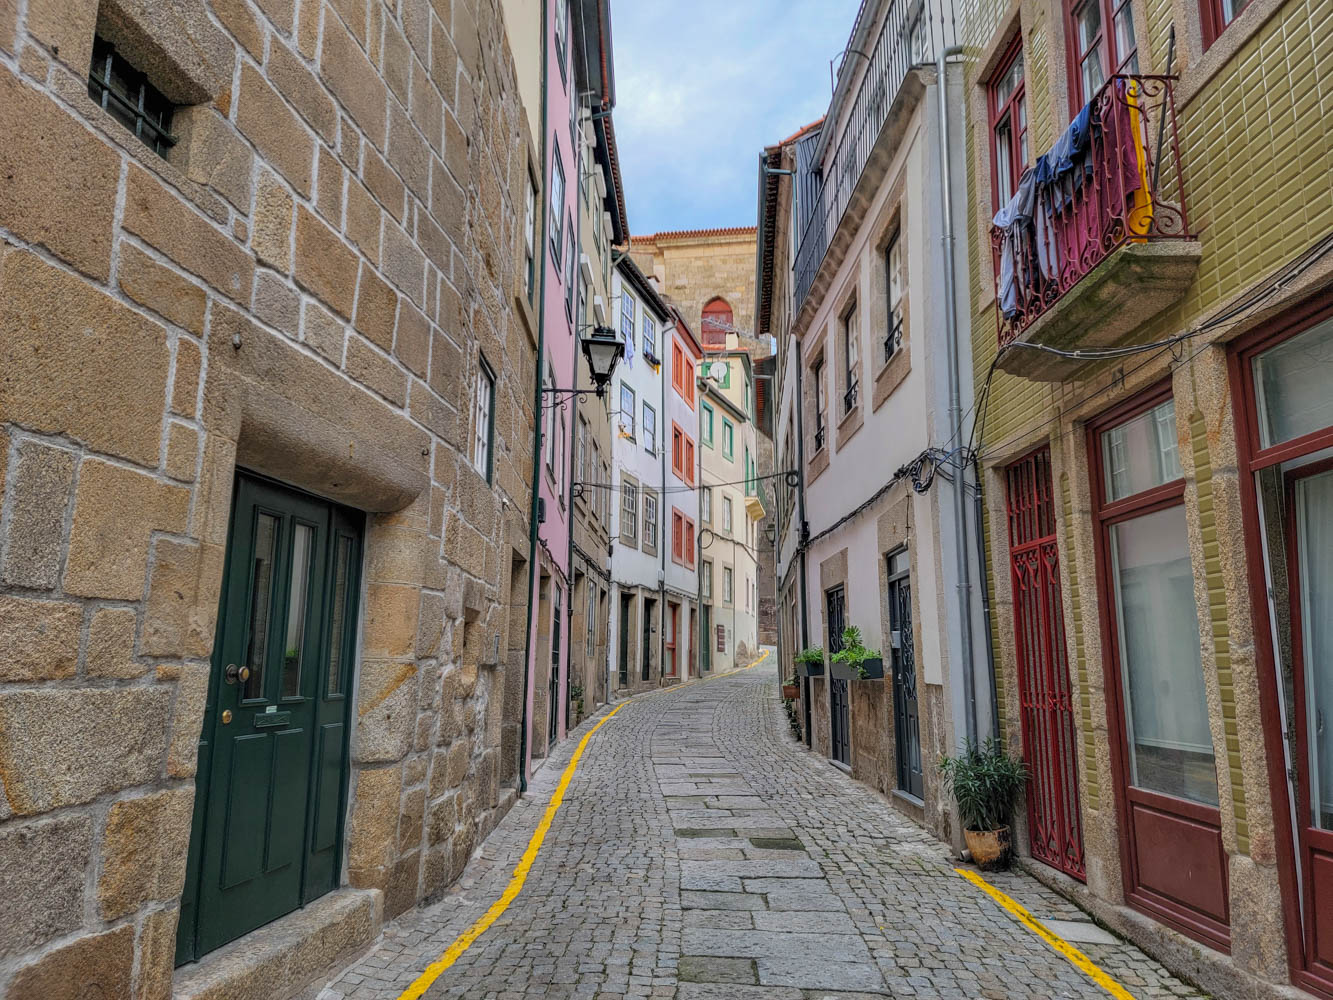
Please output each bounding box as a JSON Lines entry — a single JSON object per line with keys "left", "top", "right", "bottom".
{"left": 611, "top": 1, "right": 863, "bottom": 236}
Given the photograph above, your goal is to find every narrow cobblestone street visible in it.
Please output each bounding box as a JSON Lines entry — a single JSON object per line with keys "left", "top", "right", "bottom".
{"left": 319, "top": 658, "right": 1207, "bottom": 1000}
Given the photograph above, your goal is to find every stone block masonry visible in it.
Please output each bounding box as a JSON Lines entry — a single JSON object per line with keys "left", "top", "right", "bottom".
{"left": 0, "top": 0, "right": 537, "bottom": 996}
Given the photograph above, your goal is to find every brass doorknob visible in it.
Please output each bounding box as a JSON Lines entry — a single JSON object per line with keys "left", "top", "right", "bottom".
{"left": 224, "top": 663, "right": 251, "bottom": 685}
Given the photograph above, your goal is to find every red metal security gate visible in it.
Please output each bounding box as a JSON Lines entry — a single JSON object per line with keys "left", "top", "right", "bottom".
{"left": 1006, "top": 448, "right": 1086, "bottom": 880}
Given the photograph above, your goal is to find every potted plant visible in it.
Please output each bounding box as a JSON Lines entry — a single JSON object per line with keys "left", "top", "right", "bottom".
{"left": 781, "top": 674, "right": 800, "bottom": 701}
{"left": 937, "top": 737, "right": 1029, "bottom": 870}
{"left": 794, "top": 646, "right": 825, "bottom": 678}
{"left": 828, "top": 626, "right": 884, "bottom": 680}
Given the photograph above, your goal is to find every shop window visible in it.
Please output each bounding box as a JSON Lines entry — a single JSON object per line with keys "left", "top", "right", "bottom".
{"left": 1095, "top": 394, "right": 1216, "bottom": 806}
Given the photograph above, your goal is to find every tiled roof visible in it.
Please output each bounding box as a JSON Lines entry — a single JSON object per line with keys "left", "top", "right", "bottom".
{"left": 629, "top": 226, "right": 757, "bottom": 244}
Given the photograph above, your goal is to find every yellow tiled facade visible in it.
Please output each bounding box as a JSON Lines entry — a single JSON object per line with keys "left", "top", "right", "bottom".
{"left": 962, "top": 0, "right": 1333, "bottom": 991}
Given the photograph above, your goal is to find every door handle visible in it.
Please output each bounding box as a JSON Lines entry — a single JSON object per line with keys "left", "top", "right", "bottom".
{"left": 224, "top": 663, "right": 251, "bottom": 685}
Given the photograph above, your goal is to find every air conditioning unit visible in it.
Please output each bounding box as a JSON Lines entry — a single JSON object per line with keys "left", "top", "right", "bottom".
{"left": 579, "top": 252, "right": 593, "bottom": 284}
{"left": 594, "top": 170, "right": 607, "bottom": 201}
{"left": 593, "top": 295, "right": 607, "bottom": 323}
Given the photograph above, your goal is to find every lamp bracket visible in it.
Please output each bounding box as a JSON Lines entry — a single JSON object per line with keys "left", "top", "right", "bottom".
{"left": 541, "top": 386, "right": 604, "bottom": 411}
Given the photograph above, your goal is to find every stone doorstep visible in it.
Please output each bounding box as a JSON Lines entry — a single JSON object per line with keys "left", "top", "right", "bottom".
{"left": 174, "top": 888, "right": 383, "bottom": 1000}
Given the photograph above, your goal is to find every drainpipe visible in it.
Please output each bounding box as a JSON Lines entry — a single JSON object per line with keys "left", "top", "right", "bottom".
{"left": 793, "top": 342, "right": 810, "bottom": 655}
{"left": 563, "top": 109, "right": 585, "bottom": 741}
{"left": 658, "top": 324, "right": 668, "bottom": 683}
{"left": 519, "top": 0, "right": 552, "bottom": 794}
{"left": 935, "top": 42, "right": 983, "bottom": 746}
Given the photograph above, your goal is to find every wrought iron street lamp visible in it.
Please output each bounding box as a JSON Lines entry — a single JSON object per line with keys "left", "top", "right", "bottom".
{"left": 541, "top": 325, "right": 625, "bottom": 407}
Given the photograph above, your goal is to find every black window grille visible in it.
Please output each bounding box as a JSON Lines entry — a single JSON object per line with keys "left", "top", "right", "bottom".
{"left": 88, "top": 37, "right": 176, "bottom": 158}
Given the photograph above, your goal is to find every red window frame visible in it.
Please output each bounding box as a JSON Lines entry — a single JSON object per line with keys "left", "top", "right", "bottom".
{"left": 1229, "top": 293, "right": 1333, "bottom": 996}
{"left": 671, "top": 423, "right": 684, "bottom": 479}
{"left": 1200, "top": 0, "right": 1247, "bottom": 49}
{"left": 672, "top": 342, "right": 685, "bottom": 395}
{"left": 1088, "top": 381, "right": 1231, "bottom": 952}
{"left": 672, "top": 509, "right": 684, "bottom": 563}
{"left": 684, "top": 516, "right": 695, "bottom": 568}
{"left": 685, "top": 437, "right": 696, "bottom": 486}
{"left": 988, "top": 36, "right": 1027, "bottom": 211}
{"left": 1065, "top": 0, "right": 1138, "bottom": 110}
{"left": 684, "top": 355, "right": 696, "bottom": 409}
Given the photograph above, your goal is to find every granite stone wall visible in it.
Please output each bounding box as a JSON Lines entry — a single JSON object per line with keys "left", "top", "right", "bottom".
{"left": 0, "top": 0, "right": 537, "bottom": 994}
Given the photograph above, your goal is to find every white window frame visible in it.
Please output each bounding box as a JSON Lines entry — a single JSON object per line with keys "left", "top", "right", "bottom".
{"left": 472, "top": 355, "right": 496, "bottom": 481}
{"left": 643, "top": 491, "right": 658, "bottom": 550}
{"left": 549, "top": 146, "right": 565, "bottom": 263}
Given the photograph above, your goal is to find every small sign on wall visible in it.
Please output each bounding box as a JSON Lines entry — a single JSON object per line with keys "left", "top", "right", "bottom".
{"left": 716, "top": 625, "right": 726, "bottom": 652}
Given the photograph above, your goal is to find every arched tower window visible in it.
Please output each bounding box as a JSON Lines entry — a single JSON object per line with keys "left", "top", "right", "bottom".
{"left": 701, "top": 298, "right": 733, "bottom": 346}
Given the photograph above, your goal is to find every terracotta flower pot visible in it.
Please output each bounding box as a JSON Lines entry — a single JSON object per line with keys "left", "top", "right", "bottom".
{"left": 781, "top": 683, "right": 799, "bottom": 700}
{"left": 964, "top": 826, "right": 1012, "bottom": 871}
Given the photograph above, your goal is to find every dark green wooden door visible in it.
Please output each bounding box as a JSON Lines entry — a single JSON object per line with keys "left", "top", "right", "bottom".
{"left": 177, "top": 474, "right": 363, "bottom": 965}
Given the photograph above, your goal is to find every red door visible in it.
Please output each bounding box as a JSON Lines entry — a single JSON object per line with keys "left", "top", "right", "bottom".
{"left": 1006, "top": 448, "right": 1086, "bottom": 880}
{"left": 1235, "top": 303, "right": 1333, "bottom": 996}
{"left": 1091, "top": 386, "right": 1229, "bottom": 951}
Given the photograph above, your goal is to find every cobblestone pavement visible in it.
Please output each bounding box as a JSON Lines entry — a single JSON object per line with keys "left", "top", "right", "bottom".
{"left": 318, "top": 656, "right": 1208, "bottom": 999}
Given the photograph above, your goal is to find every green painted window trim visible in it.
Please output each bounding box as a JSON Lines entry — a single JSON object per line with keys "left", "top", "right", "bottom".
{"left": 722, "top": 418, "right": 735, "bottom": 460}
{"left": 702, "top": 402, "right": 715, "bottom": 447}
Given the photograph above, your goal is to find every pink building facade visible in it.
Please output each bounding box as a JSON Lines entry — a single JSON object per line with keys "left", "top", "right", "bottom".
{"left": 524, "top": 0, "right": 581, "bottom": 774}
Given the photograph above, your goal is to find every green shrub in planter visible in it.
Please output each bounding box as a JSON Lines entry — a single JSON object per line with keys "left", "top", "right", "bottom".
{"left": 937, "top": 738, "right": 1029, "bottom": 869}
{"left": 794, "top": 646, "right": 825, "bottom": 677}
{"left": 829, "top": 626, "right": 883, "bottom": 680}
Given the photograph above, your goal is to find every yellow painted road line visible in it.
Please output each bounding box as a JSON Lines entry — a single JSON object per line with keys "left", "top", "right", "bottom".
{"left": 396, "top": 651, "right": 769, "bottom": 999}
{"left": 397, "top": 702, "right": 624, "bottom": 999}
{"left": 954, "top": 867, "right": 1137, "bottom": 1000}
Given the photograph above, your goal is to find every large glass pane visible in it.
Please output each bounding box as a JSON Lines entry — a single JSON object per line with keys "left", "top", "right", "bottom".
{"left": 244, "top": 513, "right": 280, "bottom": 700}
{"left": 1110, "top": 505, "right": 1218, "bottom": 805}
{"left": 1254, "top": 317, "right": 1333, "bottom": 448}
{"left": 327, "top": 535, "right": 352, "bottom": 698}
{"left": 1295, "top": 470, "right": 1333, "bottom": 829}
{"left": 1102, "top": 399, "right": 1181, "bottom": 501}
{"left": 282, "top": 523, "right": 313, "bottom": 699}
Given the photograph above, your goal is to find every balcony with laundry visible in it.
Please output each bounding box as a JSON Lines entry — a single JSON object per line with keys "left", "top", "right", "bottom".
{"left": 991, "top": 75, "right": 1200, "bottom": 380}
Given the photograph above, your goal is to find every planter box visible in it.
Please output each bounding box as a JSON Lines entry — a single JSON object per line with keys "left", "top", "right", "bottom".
{"left": 830, "top": 656, "right": 884, "bottom": 681}
{"left": 795, "top": 660, "right": 824, "bottom": 678}
{"left": 781, "top": 683, "right": 799, "bottom": 700}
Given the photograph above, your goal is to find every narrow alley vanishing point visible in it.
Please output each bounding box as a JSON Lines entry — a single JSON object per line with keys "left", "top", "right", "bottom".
{"left": 320, "top": 660, "right": 1203, "bottom": 999}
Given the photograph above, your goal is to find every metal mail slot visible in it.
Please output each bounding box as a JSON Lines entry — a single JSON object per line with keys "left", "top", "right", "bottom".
{"left": 253, "top": 712, "right": 291, "bottom": 729}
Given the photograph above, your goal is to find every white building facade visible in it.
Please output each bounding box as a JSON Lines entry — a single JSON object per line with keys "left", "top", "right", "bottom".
{"left": 762, "top": 0, "right": 985, "bottom": 843}
{"left": 608, "top": 258, "right": 674, "bottom": 694}
{"left": 663, "top": 315, "right": 703, "bottom": 678}
{"left": 699, "top": 350, "right": 763, "bottom": 675}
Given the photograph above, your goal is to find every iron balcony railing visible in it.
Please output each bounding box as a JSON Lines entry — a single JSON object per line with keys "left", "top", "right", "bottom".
{"left": 793, "top": 0, "right": 931, "bottom": 311}
{"left": 991, "top": 74, "right": 1193, "bottom": 348}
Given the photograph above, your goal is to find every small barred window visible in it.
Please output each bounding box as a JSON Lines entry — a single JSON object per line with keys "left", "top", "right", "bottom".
{"left": 88, "top": 37, "right": 176, "bottom": 158}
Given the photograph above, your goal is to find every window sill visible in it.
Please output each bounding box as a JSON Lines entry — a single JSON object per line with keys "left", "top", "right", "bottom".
{"left": 871, "top": 346, "right": 911, "bottom": 412}
{"left": 1177, "top": 0, "right": 1286, "bottom": 110}
{"left": 806, "top": 445, "right": 830, "bottom": 486}
{"left": 836, "top": 399, "right": 864, "bottom": 450}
